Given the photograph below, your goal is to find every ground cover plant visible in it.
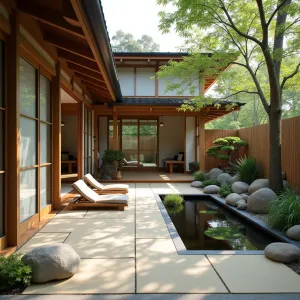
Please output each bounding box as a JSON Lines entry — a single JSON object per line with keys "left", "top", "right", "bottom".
{"left": 193, "top": 170, "right": 206, "bottom": 182}
{"left": 234, "top": 156, "right": 261, "bottom": 184}
{"left": 164, "top": 194, "right": 184, "bottom": 207}
{"left": 219, "top": 184, "right": 233, "bottom": 197}
{"left": 201, "top": 179, "right": 219, "bottom": 188}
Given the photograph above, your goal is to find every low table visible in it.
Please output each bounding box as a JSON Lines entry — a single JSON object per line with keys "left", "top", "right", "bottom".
{"left": 165, "top": 160, "right": 185, "bottom": 174}
{"left": 61, "top": 160, "right": 77, "bottom": 174}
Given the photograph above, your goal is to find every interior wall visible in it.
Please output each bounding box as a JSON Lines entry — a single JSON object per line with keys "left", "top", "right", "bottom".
{"left": 185, "top": 117, "right": 195, "bottom": 170}
{"left": 159, "top": 116, "right": 185, "bottom": 167}
{"left": 61, "top": 116, "right": 78, "bottom": 159}
{"left": 99, "top": 117, "right": 108, "bottom": 167}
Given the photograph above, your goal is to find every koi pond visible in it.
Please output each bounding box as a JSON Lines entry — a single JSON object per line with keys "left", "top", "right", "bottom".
{"left": 162, "top": 196, "right": 278, "bottom": 251}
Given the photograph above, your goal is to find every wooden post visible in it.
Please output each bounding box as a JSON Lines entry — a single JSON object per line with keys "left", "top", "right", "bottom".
{"left": 93, "top": 113, "right": 99, "bottom": 174}
{"left": 6, "top": 10, "right": 20, "bottom": 247}
{"left": 52, "top": 61, "right": 62, "bottom": 210}
{"left": 199, "top": 112, "right": 206, "bottom": 172}
{"left": 113, "top": 112, "right": 118, "bottom": 150}
{"left": 77, "top": 102, "right": 83, "bottom": 178}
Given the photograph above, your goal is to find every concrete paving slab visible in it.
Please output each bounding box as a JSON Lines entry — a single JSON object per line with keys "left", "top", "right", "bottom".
{"left": 136, "top": 239, "right": 178, "bottom": 257}
{"left": 23, "top": 258, "right": 135, "bottom": 294}
{"left": 17, "top": 233, "right": 69, "bottom": 254}
{"left": 55, "top": 209, "right": 88, "bottom": 219}
{"left": 84, "top": 208, "right": 134, "bottom": 219}
{"left": 39, "top": 218, "right": 85, "bottom": 233}
{"left": 208, "top": 255, "right": 300, "bottom": 293}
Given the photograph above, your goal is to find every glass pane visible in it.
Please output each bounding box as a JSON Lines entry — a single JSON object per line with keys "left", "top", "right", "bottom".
{"left": 88, "top": 111, "right": 92, "bottom": 135}
{"left": 122, "top": 119, "right": 138, "bottom": 166}
{"left": 85, "top": 133, "right": 88, "bottom": 159}
{"left": 0, "top": 40, "right": 4, "bottom": 108}
{"left": 20, "top": 168, "right": 37, "bottom": 222}
{"left": 84, "top": 109, "right": 87, "bottom": 133}
{"left": 40, "top": 75, "right": 51, "bottom": 122}
{"left": 139, "top": 120, "right": 157, "bottom": 166}
{"left": 0, "top": 110, "right": 4, "bottom": 171}
{"left": 20, "top": 58, "right": 37, "bottom": 118}
{"left": 20, "top": 117, "right": 36, "bottom": 168}
{"left": 40, "top": 166, "right": 51, "bottom": 209}
{"left": 40, "top": 123, "right": 51, "bottom": 164}
{"left": 0, "top": 174, "right": 4, "bottom": 237}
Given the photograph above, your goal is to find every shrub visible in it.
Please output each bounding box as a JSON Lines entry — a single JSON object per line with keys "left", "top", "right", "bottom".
{"left": 234, "top": 156, "right": 261, "bottom": 184}
{"left": 219, "top": 184, "right": 233, "bottom": 197}
{"left": 0, "top": 254, "right": 31, "bottom": 291}
{"left": 164, "top": 194, "right": 184, "bottom": 207}
{"left": 189, "top": 161, "right": 200, "bottom": 173}
{"left": 193, "top": 170, "right": 206, "bottom": 181}
{"left": 102, "top": 149, "right": 125, "bottom": 163}
{"left": 202, "top": 179, "right": 219, "bottom": 188}
{"left": 268, "top": 188, "right": 300, "bottom": 231}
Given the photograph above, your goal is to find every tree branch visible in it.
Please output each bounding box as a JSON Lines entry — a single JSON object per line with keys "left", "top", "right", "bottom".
{"left": 218, "top": 90, "right": 259, "bottom": 100}
{"left": 266, "top": 0, "right": 290, "bottom": 26}
{"left": 281, "top": 62, "right": 300, "bottom": 90}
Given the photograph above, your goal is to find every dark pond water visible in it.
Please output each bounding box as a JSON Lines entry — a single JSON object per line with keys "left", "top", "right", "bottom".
{"left": 163, "top": 197, "right": 277, "bottom": 251}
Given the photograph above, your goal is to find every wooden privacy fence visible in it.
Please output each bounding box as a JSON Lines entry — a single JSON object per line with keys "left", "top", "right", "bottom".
{"left": 205, "top": 115, "right": 300, "bottom": 190}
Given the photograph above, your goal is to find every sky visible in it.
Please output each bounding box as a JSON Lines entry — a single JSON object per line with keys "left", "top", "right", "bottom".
{"left": 101, "top": 0, "right": 185, "bottom": 52}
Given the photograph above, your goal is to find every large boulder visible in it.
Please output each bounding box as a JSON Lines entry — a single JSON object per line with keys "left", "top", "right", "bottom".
{"left": 22, "top": 243, "right": 80, "bottom": 283}
{"left": 217, "top": 173, "right": 232, "bottom": 186}
{"left": 264, "top": 242, "right": 300, "bottom": 263}
{"left": 248, "top": 179, "right": 269, "bottom": 194}
{"left": 203, "top": 185, "right": 220, "bottom": 194}
{"left": 228, "top": 174, "right": 240, "bottom": 185}
{"left": 247, "top": 188, "right": 277, "bottom": 214}
{"left": 286, "top": 225, "right": 300, "bottom": 241}
{"left": 225, "top": 193, "right": 243, "bottom": 206}
{"left": 191, "top": 181, "right": 202, "bottom": 188}
{"left": 207, "top": 168, "right": 223, "bottom": 180}
{"left": 232, "top": 181, "right": 249, "bottom": 194}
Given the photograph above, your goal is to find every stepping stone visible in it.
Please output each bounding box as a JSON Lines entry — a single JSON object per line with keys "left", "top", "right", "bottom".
{"left": 264, "top": 242, "right": 300, "bottom": 263}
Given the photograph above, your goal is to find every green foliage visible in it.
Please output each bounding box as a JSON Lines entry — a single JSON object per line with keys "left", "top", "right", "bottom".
{"left": 193, "top": 170, "right": 205, "bottom": 181}
{"left": 0, "top": 254, "right": 31, "bottom": 291}
{"left": 204, "top": 227, "right": 243, "bottom": 240}
{"left": 202, "top": 179, "right": 219, "bottom": 188}
{"left": 234, "top": 156, "right": 261, "bottom": 184}
{"left": 199, "top": 210, "right": 217, "bottom": 215}
{"left": 268, "top": 188, "right": 300, "bottom": 231}
{"left": 164, "top": 194, "right": 184, "bottom": 207}
{"left": 189, "top": 161, "right": 200, "bottom": 173}
{"left": 166, "top": 204, "right": 184, "bottom": 215}
{"left": 219, "top": 184, "right": 233, "bottom": 197}
{"left": 102, "top": 149, "right": 125, "bottom": 163}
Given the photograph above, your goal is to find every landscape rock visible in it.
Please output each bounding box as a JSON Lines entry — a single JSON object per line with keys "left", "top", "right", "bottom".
{"left": 283, "top": 180, "right": 289, "bottom": 188}
{"left": 248, "top": 179, "right": 269, "bottom": 194}
{"left": 203, "top": 185, "right": 220, "bottom": 194}
{"left": 240, "top": 194, "right": 249, "bottom": 202}
{"left": 228, "top": 175, "right": 240, "bottom": 185}
{"left": 232, "top": 181, "right": 249, "bottom": 194}
{"left": 247, "top": 188, "right": 277, "bottom": 214}
{"left": 22, "top": 243, "right": 80, "bottom": 283}
{"left": 191, "top": 181, "right": 202, "bottom": 188}
{"left": 217, "top": 173, "right": 232, "bottom": 186}
{"left": 286, "top": 225, "right": 300, "bottom": 241}
{"left": 99, "top": 160, "right": 115, "bottom": 180}
{"left": 237, "top": 201, "right": 247, "bottom": 210}
{"left": 264, "top": 242, "right": 300, "bottom": 263}
{"left": 207, "top": 168, "right": 223, "bottom": 180}
{"left": 225, "top": 193, "right": 243, "bottom": 206}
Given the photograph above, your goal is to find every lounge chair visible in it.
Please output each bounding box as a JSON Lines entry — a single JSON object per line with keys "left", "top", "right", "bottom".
{"left": 84, "top": 173, "right": 129, "bottom": 194}
{"left": 122, "top": 158, "right": 143, "bottom": 167}
{"left": 67, "top": 179, "right": 128, "bottom": 211}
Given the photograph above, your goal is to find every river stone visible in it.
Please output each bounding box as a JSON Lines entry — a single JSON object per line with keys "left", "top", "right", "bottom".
{"left": 217, "top": 173, "right": 232, "bottom": 186}
{"left": 232, "top": 181, "right": 249, "bottom": 194}
{"left": 247, "top": 188, "right": 277, "bottom": 214}
{"left": 240, "top": 194, "right": 249, "bottom": 202}
{"left": 207, "top": 168, "right": 223, "bottom": 180}
{"left": 248, "top": 179, "right": 269, "bottom": 194}
{"left": 203, "top": 185, "right": 220, "bottom": 194}
{"left": 286, "top": 225, "right": 300, "bottom": 241}
{"left": 264, "top": 242, "right": 300, "bottom": 263}
{"left": 22, "top": 243, "right": 80, "bottom": 283}
{"left": 237, "top": 201, "right": 247, "bottom": 210}
{"left": 191, "top": 181, "right": 202, "bottom": 188}
{"left": 225, "top": 193, "right": 243, "bottom": 206}
{"left": 228, "top": 174, "right": 240, "bottom": 185}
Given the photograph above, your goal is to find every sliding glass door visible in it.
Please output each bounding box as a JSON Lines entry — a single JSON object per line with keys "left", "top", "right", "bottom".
{"left": 83, "top": 107, "right": 93, "bottom": 174}
{"left": 122, "top": 119, "right": 139, "bottom": 164}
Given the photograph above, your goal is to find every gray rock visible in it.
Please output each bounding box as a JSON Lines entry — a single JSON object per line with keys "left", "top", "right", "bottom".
{"left": 22, "top": 243, "right": 80, "bottom": 283}
{"left": 99, "top": 160, "right": 115, "bottom": 180}
{"left": 232, "top": 181, "right": 249, "bottom": 194}
{"left": 237, "top": 201, "right": 247, "bottom": 210}
{"left": 248, "top": 179, "right": 269, "bottom": 194}
{"left": 217, "top": 173, "right": 232, "bottom": 186}
{"left": 191, "top": 181, "right": 202, "bottom": 188}
{"left": 283, "top": 180, "right": 289, "bottom": 188}
{"left": 240, "top": 194, "right": 249, "bottom": 202}
{"left": 282, "top": 172, "right": 287, "bottom": 180}
{"left": 247, "top": 188, "right": 277, "bottom": 214}
{"left": 207, "top": 168, "right": 223, "bottom": 180}
{"left": 225, "top": 193, "right": 243, "bottom": 206}
{"left": 286, "top": 225, "right": 300, "bottom": 241}
{"left": 228, "top": 174, "right": 240, "bottom": 184}
{"left": 264, "top": 242, "right": 300, "bottom": 263}
{"left": 203, "top": 185, "right": 220, "bottom": 194}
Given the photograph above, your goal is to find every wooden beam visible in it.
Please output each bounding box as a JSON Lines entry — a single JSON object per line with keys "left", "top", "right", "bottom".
{"left": 199, "top": 112, "right": 206, "bottom": 171}
{"left": 57, "top": 49, "right": 99, "bottom": 72}
{"left": 74, "top": 72, "right": 106, "bottom": 85}
{"left": 113, "top": 113, "right": 118, "bottom": 150}
{"left": 44, "top": 31, "right": 94, "bottom": 61}
{"left": 6, "top": 10, "right": 20, "bottom": 247}
{"left": 17, "top": 1, "right": 85, "bottom": 39}
{"left": 62, "top": 0, "right": 81, "bottom": 28}
{"left": 67, "top": 62, "right": 103, "bottom": 80}
{"left": 86, "top": 86, "right": 111, "bottom": 98}
{"left": 52, "top": 61, "right": 62, "bottom": 210}
{"left": 81, "top": 79, "right": 109, "bottom": 91}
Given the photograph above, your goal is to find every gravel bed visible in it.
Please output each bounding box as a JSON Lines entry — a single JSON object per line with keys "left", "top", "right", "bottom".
{"left": 247, "top": 212, "right": 269, "bottom": 224}
{"left": 286, "top": 261, "right": 300, "bottom": 275}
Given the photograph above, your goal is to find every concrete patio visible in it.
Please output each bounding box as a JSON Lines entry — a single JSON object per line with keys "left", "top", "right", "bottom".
{"left": 17, "top": 183, "right": 300, "bottom": 295}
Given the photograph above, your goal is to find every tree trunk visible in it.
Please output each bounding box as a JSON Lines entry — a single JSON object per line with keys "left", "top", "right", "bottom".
{"left": 268, "top": 108, "right": 283, "bottom": 193}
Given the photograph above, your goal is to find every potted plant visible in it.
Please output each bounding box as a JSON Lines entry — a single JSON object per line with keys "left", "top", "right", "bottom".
{"left": 101, "top": 149, "right": 125, "bottom": 180}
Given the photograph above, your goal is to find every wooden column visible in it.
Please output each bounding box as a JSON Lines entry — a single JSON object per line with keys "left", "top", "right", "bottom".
{"left": 199, "top": 112, "right": 206, "bottom": 172}
{"left": 93, "top": 113, "right": 99, "bottom": 174}
{"left": 77, "top": 102, "right": 83, "bottom": 178}
{"left": 6, "top": 10, "right": 20, "bottom": 247}
{"left": 52, "top": 61, "right": 62, "bottom": 210}
{"left": 113, "top": 112, "right": 118, "bottom": 150}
